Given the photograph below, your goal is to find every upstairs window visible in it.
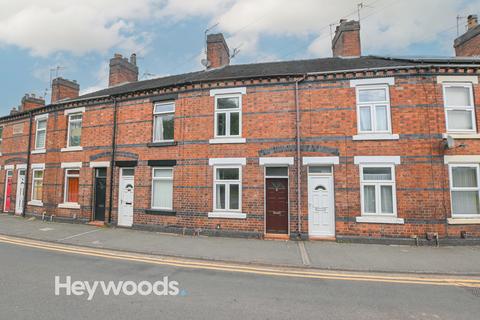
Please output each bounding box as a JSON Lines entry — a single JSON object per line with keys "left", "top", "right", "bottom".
{"left": 64, "top": 169, "right": 80, "bottom": 203}
{"left": 67, "top": 114, "right": 82, "bottom": 147}
{"left": 215, "top": 95, "right": 241, "bottom": 138}
{"left": 356, "top": 85, "right": 391, "bottom": 134}
{"left": 443, "top": 83, "right": 475, "bottom": 133}
{"left": 153, "top": 102, "right": 175, "bottom": 142}
{"left": 214, "top": 167, "right": 241, "bottom": 211}
{"left": 35, "top": 119, "right": 47, "bottom": 150}
{"left": 449, "top": 165, "right": 480, "bottom": 217}
{"left": 360, "top": 165, "right": 396, "bottom": 216}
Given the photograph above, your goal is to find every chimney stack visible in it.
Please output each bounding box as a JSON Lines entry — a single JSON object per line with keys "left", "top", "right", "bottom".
{"left": 206, "top": 33, "right": 230, "bottom": 69}
{"left": 51, "top": 78, "right": 80, "bottom": 104}
{"left": 109, "top": 53, "right": 138, "bottom": 87}
{"left": 454, "top": 14, "right": 480, "bottom": 57}
{"left": 332, "top": 19, "right": 361, "bottom": 58}
{"left": 20, "top": 93, "right": 45, "bottom": 112}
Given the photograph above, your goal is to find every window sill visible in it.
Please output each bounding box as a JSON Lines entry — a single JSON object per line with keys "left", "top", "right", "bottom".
{"left": 442, "top": 133, "right": 480, "bottom": 139}
{"left": 27, "top": 200, "right": 43, "bottom": 207}
{"left": 209, "top": 138, "right": 246, "bottom": 144}
{"left": 208, "top": 211, "right": 247, "bottom": 219}
{"left": 145, "top": 209, "right": 176, "bottom": 216}
{"left": 147, "top": 141, "right": 177, "bottom": 148}
{"left": 61, "top": 146, "right": 83, "bottom": 152}
{"left": 353, "top": 134, "right": 399, "bottom": 141}
{"left": 58, "top": 203, "right": 81, "bottom": 209}
{"left": 31, "top": 149, "right": 46, "bottom": 154}
{"left": 447, "top": 218, "right": 480, "bottom": 225}
{"left": 356, "top": 216, "right": 404, "bottom": 224}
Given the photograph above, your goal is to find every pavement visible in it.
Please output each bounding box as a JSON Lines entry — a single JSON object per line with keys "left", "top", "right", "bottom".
{"left": 1, "top": 213, "right": 480, "bottom": 275}
{"left": 3, "top": 242, "right": 480, "bottom": 320}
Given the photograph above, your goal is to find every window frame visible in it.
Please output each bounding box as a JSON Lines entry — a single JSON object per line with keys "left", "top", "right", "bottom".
{"left": 442, "top": 82, "right": 476, "bottom": 133}
{"left": 152, "top": 101, "right": 175, "bottom": 143}
{"left": 63, "top": 168, "right": 80, "bottom": 204}
{"left": 359, "top": 164, "right": 397, "bottom": 217}
{"left": 355, "top": 84, "right": 392, "bottom": 135}
{"left": 449, "top": 164, "right": 480, "bottom": 218}
{"left": 151, "top": 167, "right": 174, "bottom": 210}
{"left": 31, "top": 169, "right": 44, "bottom": 202}
{"left": 214, "top": 93, "right": 242, "bottom": 138}
{"left": 35, "top": 118, "right": 47, "bottom": 150}
{"left": 213, "top": 165, "right": 242, "bottom": 212}
{"left": 66, "top": 113, "right": 83, "bottom": 148}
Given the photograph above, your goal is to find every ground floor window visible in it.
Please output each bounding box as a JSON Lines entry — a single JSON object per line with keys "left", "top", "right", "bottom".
{"left": 151, "top": 168, "right": 173, "bottom": 210}
{"left": 214, "top": 166, "right": 241, "bottom": 211}
{"left": 64, "top": 169, "right": 80, "bottom": 203}
{"left": 31, "top": 169, "right": 43, "bottom": 201}
{"left": 360, "top": 165, "right": 396, "bottom": 215}
{"left": 449, "top": 164, "right": 480, "bottom": 217}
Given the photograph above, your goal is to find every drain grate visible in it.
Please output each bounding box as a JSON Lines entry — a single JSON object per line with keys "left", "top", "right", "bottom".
{"left": 465, "top": 287, "right": 480, "bottom": 298}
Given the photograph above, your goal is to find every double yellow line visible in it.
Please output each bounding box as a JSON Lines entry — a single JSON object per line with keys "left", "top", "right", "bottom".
{"left": 0, "top": 234, "right": 479, "bottom": 288}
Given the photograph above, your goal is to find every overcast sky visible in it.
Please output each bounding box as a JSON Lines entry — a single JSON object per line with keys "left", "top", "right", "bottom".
{"left": 0, "top": 0, "right": 478, "bottom": 114}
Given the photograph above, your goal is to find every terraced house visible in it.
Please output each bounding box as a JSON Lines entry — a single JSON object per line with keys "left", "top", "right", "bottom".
{"left": 1, "top": 17, "right": 480, "bottom": 243}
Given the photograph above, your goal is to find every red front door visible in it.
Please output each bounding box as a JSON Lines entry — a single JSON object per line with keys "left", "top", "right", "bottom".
{"left": 265, "top": 178, "right": 289, "bottom": 234}
{"left": 4, "top": 171, "right": 13, "bottom": 212}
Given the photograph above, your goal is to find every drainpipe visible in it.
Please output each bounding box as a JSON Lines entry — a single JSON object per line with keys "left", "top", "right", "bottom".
{"left": 107, "top": 96, "right": 118, "bottom": 224}
{"left": 22, "top": 111, "right": 33, "bottom": 217}
{"left": 295, "top": 75, "right": 307, "bottom": 239}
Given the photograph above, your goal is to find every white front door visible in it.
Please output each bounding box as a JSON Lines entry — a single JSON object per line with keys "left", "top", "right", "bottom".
{"left": 308, "top": 174, "right": 335, "bottom": 237}
{"left": 15, "top": 169, "right": 26, "bottom": 215}
{"left": 118, "top": 168, "right": 135, "bottom": 227}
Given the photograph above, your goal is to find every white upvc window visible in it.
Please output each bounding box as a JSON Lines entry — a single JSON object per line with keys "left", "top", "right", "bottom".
{"left": 31, "top": 169, "right": 44, "bottom": 201}
{"left": 214, "top": 94, "right": 242, "bottom": 138}
{"left": 213, "top": 166, "right": 241, "bottom": 212}
{"left": 449, "top": 164, "right": 480, "bottom": 218}
{"left": 151, "top": 168, "right": 173, "bottom": 210}
{"left": 360, "top": 164, "right": 397, "bottom": 216}
{"left": 35, "top": 119, "right": 47, "bottom": 150}
{"left": 356, "top": 85, "right": 392, "bottom": 134}
{"left": 67, "top": 113, "right": 82, "bottom": 147}
{"left": 64, "top": 168, "right": 80, "bottom": 204}
{"left": 443, "top": 83, "right": 476, "bottom": 133}
{"left": 153, "top": 102, "right": 175, "bottom": 142}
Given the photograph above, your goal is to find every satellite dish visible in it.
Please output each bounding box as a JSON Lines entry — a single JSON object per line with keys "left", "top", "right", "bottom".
{"left": 447, "top": 135, "right": 455, "bottom": 149}
{"left": 201, "top": 59, "right": 211, "bottom": 68}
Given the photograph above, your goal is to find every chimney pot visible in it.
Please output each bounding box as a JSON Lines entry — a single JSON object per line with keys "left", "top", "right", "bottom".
{"left": 331, "top": 19, "right": 361, "bottom": 58}
{"left": 468, "top": 14, "right": 478, "bottom": 30}
{"left": 206, "top": 33, "right": 230, "bottom": 69}
{"left": 109, "top": 53, "right": 139, "bottom": 87}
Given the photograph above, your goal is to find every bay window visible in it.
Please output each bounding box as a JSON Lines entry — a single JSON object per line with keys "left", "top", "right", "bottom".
{"left": 449, "top": 164, "right": 480, "bottom": 217}
{"left": 214, "top": 167, "right": 241, "bottom": 211}
{"left": 151, "top": 168, "right": 173, "bottom": 210}
{"left": 360, "top": 165, "right": 396, "bottom": 216}
{"left": 153, "top": 102, "right": 175, "bottom": 142}
{"left": 356, "top": 85, "right": 391, "bottom": 134}
{"left": 443, "top": 83, "right": 475, "bottom": 132}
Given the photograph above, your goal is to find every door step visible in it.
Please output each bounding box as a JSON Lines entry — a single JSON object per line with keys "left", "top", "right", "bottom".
{"left": 88, "top": 220, "right": 106, "bottom": 227}
{"left": 264, "top": 233, "right": 289, "bottom": 240}
{"left": 309, "top": 236, "right": 336, "bottom": 241}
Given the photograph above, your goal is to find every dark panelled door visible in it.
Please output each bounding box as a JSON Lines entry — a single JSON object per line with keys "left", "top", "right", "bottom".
{"left": 93, "top": 168, "right": 107, "bottom": 221}
{"left": 265, "top": 178, "right": 289, "bottom": 234}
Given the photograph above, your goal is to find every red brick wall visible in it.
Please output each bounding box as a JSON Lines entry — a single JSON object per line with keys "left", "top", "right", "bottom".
{"left": 455, "top": 34, "right": 480, "bottom": 56}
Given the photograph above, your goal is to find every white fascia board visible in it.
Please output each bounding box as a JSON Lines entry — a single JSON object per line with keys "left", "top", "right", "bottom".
{"left": 4, "top": 165, "right": 14, "bottom": 170}
{"left": 31, "top": 163, "right": 45, "bottom": 170}
{"left": 350, "top": 77, "right": 395, "bottom": 87}
{"left": 444, "top": 155, "right": 480, "bottom": 164}
{"left": 61, "top": 162, "right": 82, "bottom": 169}
{"left": 437, "top": 75, "right": 478, "bottom": 84}
{"left": 210, "top": 87, "right": 247, "bottom": 96}
{"left": 303, "top": 156, "right": 340, "bottom": 165}
{"left": 354, "top": 156, "right": 401, "bottom": 165}
{"left": 209, "top": 158, "right": 246, "bottom": 166}
{"left": 89, "top": 161, "right": 110, "bottom": 168}
{"left": 16, "top": 164, "right": 27, "bottom": 169}
{"left": 64, "top": 107, "right": 86, "bottom": 115}
{"left": 34, "top": 114, "right": 48, "bottom": 121}
{"left": 259, "top": 157, "right": 294, "bottom": 166}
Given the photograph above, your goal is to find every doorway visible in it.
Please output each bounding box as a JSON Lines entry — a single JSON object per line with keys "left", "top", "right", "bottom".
{"left": 15, "top": 169, "right": 26, "bottom": 215}
{"left": 307, "top": 166, "right": 335, "bottom": 238}
{"left": 117, "top": 168, "right": 134, "bottom": 227}
{"left": 265, "top": 167, "right": 289, "bottom": 235}
{"left": 93, "top": 167, "right": 107, "bottom": 221}
{"left": 3, "top": 170, "right": 13, "bottom": 212}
